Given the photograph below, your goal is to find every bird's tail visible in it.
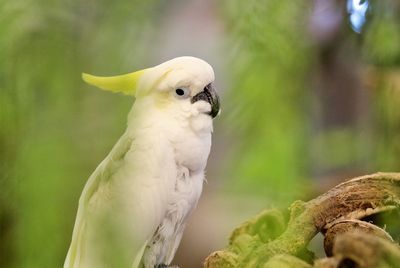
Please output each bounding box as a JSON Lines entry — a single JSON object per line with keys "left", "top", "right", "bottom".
{"left": 64, "top": 212, "right": 87, "bottom": 268}
{"left": 131, "top": 241, "right": 148, "bottom": 268}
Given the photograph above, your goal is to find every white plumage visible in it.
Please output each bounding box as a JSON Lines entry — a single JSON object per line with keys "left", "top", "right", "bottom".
{"left": 64, "top": 57, "right": 219, "bottom": 268}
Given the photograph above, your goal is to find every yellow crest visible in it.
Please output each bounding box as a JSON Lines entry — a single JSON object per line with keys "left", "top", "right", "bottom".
{"left": 82, "top": 69, "right": 148, "bottom": 95}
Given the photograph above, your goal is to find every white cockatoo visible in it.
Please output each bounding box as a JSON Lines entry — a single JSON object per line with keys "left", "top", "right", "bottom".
{"left": 64, "top": 57, "right": 220, "bottom": 268}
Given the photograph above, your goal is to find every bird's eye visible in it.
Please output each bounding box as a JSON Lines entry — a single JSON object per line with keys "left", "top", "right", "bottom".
{"left": 174, "top": 88, "right": 190, "bottom": 98}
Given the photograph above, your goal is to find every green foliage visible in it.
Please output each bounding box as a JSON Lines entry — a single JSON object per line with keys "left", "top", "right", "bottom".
{"left": 363, "top": 0, "right": 400, "bottom": 66}
{"left": 363, "top": 0, "right": 400, "bottom": 170}
{"left": 219, "top": 0, "right": 400, "bottom": 205}
{"left": 220, "top": 0, "right": 312, "bottom": 204}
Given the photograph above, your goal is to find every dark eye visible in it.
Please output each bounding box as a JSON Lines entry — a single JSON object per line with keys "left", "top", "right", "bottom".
{"left": 175, "top": 89, "right": 185, "bottom": 96}
{"left": 174, "top": 88, "right": 190, "bottom": 98}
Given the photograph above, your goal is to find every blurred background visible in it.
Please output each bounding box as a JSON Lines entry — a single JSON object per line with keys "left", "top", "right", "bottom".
{"left": 1, "top": 0, "right": 400, "bottom": 267}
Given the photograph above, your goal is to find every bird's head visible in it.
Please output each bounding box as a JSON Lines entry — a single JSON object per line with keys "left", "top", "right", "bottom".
{"left": 82, "top": 57, "right": 220, "bottom": 123}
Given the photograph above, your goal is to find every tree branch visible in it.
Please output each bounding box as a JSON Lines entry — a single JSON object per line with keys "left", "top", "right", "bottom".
{"left": 204, "top": 172, "right": 400, "bottom": 268}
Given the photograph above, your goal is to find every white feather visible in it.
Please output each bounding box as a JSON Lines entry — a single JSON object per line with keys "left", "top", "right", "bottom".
{"left": 64, "top": 57, "right": 216, "bottom": 268}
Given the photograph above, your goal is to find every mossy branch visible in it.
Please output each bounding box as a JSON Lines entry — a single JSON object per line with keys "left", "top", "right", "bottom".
{"left": 204, "top": 172, "right": 400, "bottom": 268}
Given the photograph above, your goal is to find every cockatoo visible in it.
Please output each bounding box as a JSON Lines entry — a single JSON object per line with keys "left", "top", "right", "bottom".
{"left": 64, "top": 57, "right": 220, "bottom": 268}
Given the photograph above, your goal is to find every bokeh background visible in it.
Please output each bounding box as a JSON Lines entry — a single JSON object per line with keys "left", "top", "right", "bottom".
{"left": 1, "top": 0, "right": 400, "bottom": 267}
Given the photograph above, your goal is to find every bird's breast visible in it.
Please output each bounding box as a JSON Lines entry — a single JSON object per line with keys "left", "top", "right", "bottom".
{"left": 171, "top": 130, "right": 211, "bottom": 173}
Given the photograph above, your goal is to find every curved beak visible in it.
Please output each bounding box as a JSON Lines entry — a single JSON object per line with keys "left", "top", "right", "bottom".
{"left": 191, "top": 84, "right": 220, "bottom": 118}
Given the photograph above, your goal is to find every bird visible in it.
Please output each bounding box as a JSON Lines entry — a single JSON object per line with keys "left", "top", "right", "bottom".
{"left": 64, "top": 56, "right": 220, "bottom": 268}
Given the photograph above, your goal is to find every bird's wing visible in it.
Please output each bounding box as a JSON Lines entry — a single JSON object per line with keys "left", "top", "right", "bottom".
{"left": 64, "top": 132, "right": 170, "bottom": 268}
{"left": 64, "top": 133, "right": 133, "bottom": 267}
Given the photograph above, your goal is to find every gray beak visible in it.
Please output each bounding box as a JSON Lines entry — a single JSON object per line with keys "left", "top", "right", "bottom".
{"left": 191, "top": 83, "right": 220, "bottom": 118}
